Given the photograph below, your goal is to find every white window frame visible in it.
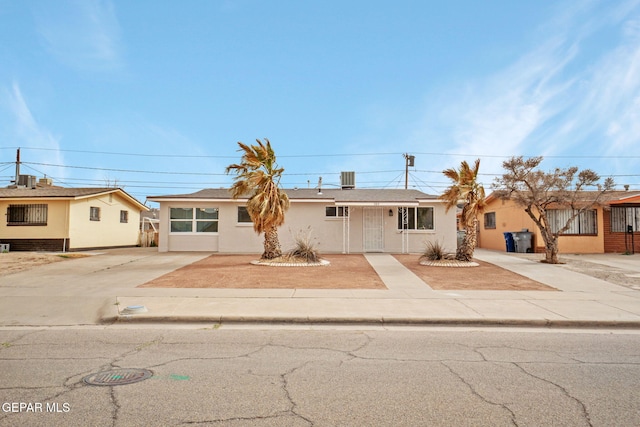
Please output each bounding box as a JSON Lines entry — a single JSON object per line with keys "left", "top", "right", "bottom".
{"left": 237, "top": 206, "right": 253, "bottom": 225}
{"left": 120, "top": 210, "right": 128, "bottom": 223}
{"left": 169, "top": 207, "right": 219, "bottom": 234}
{"left": 397, "top": 207, "right": 435, "bottom": 231}
{"left": 325, "top": 206, "right": 349, "bottom": 218}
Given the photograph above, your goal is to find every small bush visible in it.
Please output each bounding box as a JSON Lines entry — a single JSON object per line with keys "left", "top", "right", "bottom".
{"left": 420, "top": 240, "right": 454, "bottom": 261}
{"left": 287, "top": 227, "right": 321, "bottom": 263}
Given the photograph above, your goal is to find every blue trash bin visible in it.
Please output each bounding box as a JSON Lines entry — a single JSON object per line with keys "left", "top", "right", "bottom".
{"left": 503, "top": 232, "right": 515, "bottom": 252}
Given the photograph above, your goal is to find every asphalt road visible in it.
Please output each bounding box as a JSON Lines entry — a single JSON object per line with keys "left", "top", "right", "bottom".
{"left": 0, "top": 326, "right": 639, "bottom": 426}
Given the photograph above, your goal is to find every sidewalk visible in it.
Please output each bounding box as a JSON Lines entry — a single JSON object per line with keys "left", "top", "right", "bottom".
{"left": 1, "top": 248, "right": 639, "bottom": 328}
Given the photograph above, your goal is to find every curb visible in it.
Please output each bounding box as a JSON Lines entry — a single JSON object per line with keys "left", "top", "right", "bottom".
{"left": 104, "top": 315, "right": 640, "bottom": 329}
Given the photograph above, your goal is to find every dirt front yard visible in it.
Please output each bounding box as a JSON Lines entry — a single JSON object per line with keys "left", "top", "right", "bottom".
{"left": 139, "top": 254, "right": 387, "bottom": 289}
{"left": 139, "top": 253, "right": 554, "bottom": 291}
{"left": 394, "top": 255, "right": 556, "bottom": 291}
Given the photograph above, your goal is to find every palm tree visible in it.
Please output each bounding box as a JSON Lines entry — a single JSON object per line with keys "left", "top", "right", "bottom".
{"left": 225, "top": 138, "right": 290, "bottom": 259}
{"left": 440, "top": 159, "right": 486, "bottom": 261}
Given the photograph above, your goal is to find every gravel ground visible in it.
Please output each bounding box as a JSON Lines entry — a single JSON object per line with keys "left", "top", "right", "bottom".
{"left": 0, "top": 252, "right": 88, "bottom": 275}
{"left": 510, "top": 252, "right": 640, "bottom": 289}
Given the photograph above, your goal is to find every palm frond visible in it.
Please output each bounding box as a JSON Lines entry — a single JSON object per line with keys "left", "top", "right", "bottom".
{"left": 440, "top": 158, "right": 486, "bottom": 219}
{"left": 226, "top": 139, "right": 289, "bottom": 237}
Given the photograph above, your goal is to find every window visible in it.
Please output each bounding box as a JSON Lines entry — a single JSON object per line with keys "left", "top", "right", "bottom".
{"left": 237, "top": 206, "right": 252, "bottom": 223}
{"left": 120, "top": 210, "right": 128, "bottom": 223}
{"left": 170, "top": 207, "right": 218, "bottom": 233}
{"left": 90, "top": 207, "right": 101, "bottom": 221}
{"left": 484, "top": 212, "right": 496, "bottom": 229}
{"left": 548, "top": 209, "right": 597, "bottom": 235}
{"left": 325, "top": 206, "right": 349, "bottom": 217}
{"left": 610, "top": 207, "right": 640, "bottom": 232}
{"left": 7, "top": 204, "right": 48, "bottom": 226}
{"left": 397, "top": 207, "right": 434, "bottom": 230}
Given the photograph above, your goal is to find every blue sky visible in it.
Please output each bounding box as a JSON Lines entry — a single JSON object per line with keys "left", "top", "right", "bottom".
{"left": 1, "top": 0, "right": 639, "bottom": 206}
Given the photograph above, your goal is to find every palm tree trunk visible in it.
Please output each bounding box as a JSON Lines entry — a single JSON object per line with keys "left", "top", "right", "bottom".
{"left": 262, "top": 226, "right": 282, "bottom": 259}
{"left": 456, "top": 219, "right": 478, "bottom": 262}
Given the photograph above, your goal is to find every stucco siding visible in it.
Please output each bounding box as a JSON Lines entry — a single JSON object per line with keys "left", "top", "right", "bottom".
{"left": 478, "top": 199, "right": 606, "bottom": 254}
{"left": 217, "top": 203, "right": 261, "bottom": 253}
{"left": 158, "top": 202, "right": 221, "bottom": 252}
{"left": 478, "top": 198, "right": 537, "bottom": 251}
{"left": 68, "top": 193, "right": 141, "bottom": 249}
{"left": 156, "top": 199, "right": 456, "bottom": 254}
{"left": 0, "top": 199, "right": 69, "bottom": 239}
{"left": 277, "top": 202, "right": 348, "bottom": 253}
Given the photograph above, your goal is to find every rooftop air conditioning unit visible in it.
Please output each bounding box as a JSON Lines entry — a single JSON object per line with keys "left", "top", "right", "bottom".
{"left": 39, "top": 177, "right": 53, "bottom": 186}
{"left": 18, "top": 175, "right": 37, "bottom": 188}
{"left": 341, "top": 171, "right": 355, "bottom": 189}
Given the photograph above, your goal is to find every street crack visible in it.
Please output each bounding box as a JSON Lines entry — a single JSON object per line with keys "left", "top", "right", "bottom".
{"left": 442, "top": 361, "right": 518, "bottom": 426}
{"left": 512, "top": 362, "right": 593, "bottom": 427}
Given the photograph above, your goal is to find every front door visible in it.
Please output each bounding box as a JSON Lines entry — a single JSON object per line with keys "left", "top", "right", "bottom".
{"left": 363, "top": 207, "right": 384, "bottom": 252}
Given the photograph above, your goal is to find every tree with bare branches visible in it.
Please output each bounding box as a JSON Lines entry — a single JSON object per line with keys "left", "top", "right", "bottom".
{"left": 493, "top": 156, "right": 614, "bottom": 264}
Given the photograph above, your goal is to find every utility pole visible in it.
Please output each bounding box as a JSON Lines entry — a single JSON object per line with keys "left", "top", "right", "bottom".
{"left": 14, "top": 148, "right": 21, "bottom": 186}
{"left": 403, "top": 153, "right": 415, "bottom": 189}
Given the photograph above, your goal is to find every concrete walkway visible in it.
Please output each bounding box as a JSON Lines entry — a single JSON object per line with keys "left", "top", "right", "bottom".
{"left": 0, "top": 248, "right": 639, "bottom": 328}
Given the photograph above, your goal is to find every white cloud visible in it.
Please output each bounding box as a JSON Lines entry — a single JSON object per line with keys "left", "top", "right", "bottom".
{"left": 33, "top": 0, "right": 123, "bottom": 71}
{"left": 414, "top": 0, "right": 640, "bottom": 182}
{"left": 4, "top": 82, "right": 65, "bottom": 179}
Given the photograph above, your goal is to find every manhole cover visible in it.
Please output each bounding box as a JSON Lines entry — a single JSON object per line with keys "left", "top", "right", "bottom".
{"left": 83, "top": 368, "right": 153, "bottom": 386}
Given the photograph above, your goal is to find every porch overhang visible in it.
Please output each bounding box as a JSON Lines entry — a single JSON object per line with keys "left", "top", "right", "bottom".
{"left": 334, "top": 202, "right": 419, "bottom": 207}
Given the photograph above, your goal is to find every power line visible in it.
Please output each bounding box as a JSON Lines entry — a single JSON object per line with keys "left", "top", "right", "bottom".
{"left": 4, "top": 146, "right": 640, "bottom": 160}
{"left": 21, "top": 162, "right": 640, "bottom": 179}
{"left": 23, "top": 162, "right": 229, "bottom": 176}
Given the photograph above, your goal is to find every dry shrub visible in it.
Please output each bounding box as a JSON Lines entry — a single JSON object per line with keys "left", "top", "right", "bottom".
{"left": 420, "top": 240, "right": 455, "bottom": 261}
{"left": 287, "top": 227, "right": 321, "bottom": 263}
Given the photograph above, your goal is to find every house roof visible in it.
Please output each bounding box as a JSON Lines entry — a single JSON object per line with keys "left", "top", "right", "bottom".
{"left": 148, "top": 188, "right": 440, "bottom": 205}
{"left": 608, "top": 192, "right": 640, "bottom": 205}
{"left": 0, "top": 187, "right": 149, "bottom": 211}
{"left": 485, "top": 190, "right": 640, "bottom": 206}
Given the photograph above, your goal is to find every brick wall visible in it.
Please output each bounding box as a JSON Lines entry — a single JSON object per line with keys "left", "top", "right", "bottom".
{"left": 603, "top": 209, "right": 640, "bottom": 253}
{"left": 0, "top": 238, "right": 67, "bottom": 252}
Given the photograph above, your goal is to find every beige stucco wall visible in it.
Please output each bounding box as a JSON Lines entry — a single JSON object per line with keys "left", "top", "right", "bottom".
{"left": 0, "top": 199, "right": 69, "bottom": 239}
{"left": 156, "top": 200, "right": 456, "bottom": 254}
{"left": 68, "top": 193, "right": 142, "bottom": 249}
{"left": 478, "top": 198, "right": 605, "bottom": 254}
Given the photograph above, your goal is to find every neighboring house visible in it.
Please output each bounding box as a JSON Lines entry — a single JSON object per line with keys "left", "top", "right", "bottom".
{"left": 147, "top": 188, "right": 455, "bottom": 254}
{"left": 140, "top": 208, "right": 160, "bottom": 247}
{"left": 0, "top": 182, "right": 149, "bottom": 251}
{"left": 477, "top": 191, "right": 640, "bottom": 254}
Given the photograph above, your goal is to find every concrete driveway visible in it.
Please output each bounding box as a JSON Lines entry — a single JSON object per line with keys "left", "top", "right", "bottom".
{"left": 0, "top": 248, "right": 209, "bottom": 325}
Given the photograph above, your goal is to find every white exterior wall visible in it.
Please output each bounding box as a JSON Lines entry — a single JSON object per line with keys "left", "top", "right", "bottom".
{"left": 156, "top": 199, "right": 456, "bottom": 254}
{"left": 217, "top": 203, "right": 262, "bottom": 253}
{"left": 157, "top": 202, "right": 221, "bottom": 252}
{"left": 382, "top": 203, "right": 456, "bottom": 253}
{"left": 68, "top": 193, "right": 142, "bottom": 249}
{"left": 278, "top": 202, "right": 350, "bottom": 253}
